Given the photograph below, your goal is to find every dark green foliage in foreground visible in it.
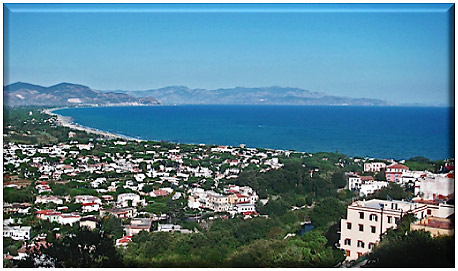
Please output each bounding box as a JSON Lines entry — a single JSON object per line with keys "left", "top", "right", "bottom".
{"left": 122, "top": 218, "right": 345, "bottom": 268}
{"left": 227, "top": 231, "right": 345, "bottom": 267}
{"left": 101, "top": 216, "right": 124, "bottom": 240}
{"left": 366, "top": 214, "right": 454, "bottom": 267}
{"left": 20, "top": 229, "right": 124, "bottom": 268}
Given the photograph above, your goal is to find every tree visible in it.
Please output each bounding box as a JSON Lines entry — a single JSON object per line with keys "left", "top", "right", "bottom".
{"left": 101, "top": 215, "right": 123, "bottom": 239}
{"left": 309, "top": 197, "right": 346, "bottom": 228}
{"left": 142, "top": 184, "right": 154, "bottom": 193}
{"left": 368, "top": 182, "right": 411, "bottom": 201}
{"left": 331, "top": 170, "right": 346, "bottom": 188}
{"left": 40, "top": 229, "right": 124, "bottom": 268}
{"left": 375, "top": 169, "right": 386, "bottom": 181}
{"left": 145, "top": 202, "right": 168, "bottom": 215}
{"left": 4, "top": 187, "right": 34, "bottom": 203}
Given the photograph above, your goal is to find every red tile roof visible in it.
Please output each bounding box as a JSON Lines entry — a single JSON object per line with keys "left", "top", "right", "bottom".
{"left": 82, "top": 202, "right": 99, "bottom": 206}
{"left": 360, "top": 176, "right": 374, "bottom": 181}
{"left": 388, "top": 164, "right": 409, "bottom": 169}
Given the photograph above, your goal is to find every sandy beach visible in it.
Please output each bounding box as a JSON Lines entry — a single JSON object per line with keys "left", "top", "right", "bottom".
{"left": 42, "top": 107, "right": 141, "bottom": 141}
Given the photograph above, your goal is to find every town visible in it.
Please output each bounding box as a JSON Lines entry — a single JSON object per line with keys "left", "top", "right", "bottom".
{"left": 3, "top": 108, "right": 455, "bottom": 267}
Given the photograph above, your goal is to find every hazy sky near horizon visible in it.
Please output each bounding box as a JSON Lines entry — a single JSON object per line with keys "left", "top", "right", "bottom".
{"left": 4, "top": 3, "right": 454, "bottom": 106}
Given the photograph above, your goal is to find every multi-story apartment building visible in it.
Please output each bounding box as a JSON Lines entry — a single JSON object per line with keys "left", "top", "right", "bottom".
{"left": 346, "top": 173, "right": 361, "bottom": 190}
{"left": 339, "top": 199, "right": 427, "bottom": 261}
{"left": 208, "top": 193, "right": 230, "bottom": 212}
{"left": 363, "top": 162, "right": 386, "bottom": 172}
{"left": 385, "top": 164, "right": 409, "bottom": 182}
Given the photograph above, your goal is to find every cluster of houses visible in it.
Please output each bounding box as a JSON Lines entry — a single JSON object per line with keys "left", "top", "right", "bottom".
{"left": 4, "top": 140, "right": 286, "bottom": 187}
{"left": 339, "top": 160, "right": 455, "bottom": 261}
{"left": 4, "top": 138, "right": 289, "bottom": 258}
{"left": 187, "top": 184, "right": 259, "bottom": 217}
{"left": 346, "top": 161, "right": 454, "bottom": 201}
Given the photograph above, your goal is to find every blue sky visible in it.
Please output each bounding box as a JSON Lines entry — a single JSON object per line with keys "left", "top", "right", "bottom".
{"left": 4, "top": 3, "right": 454, "bottom": 106}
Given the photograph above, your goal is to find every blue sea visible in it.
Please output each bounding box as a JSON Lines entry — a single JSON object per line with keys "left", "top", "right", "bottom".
{"left": 54, "top": 105, "right": 454, "bottom": 160}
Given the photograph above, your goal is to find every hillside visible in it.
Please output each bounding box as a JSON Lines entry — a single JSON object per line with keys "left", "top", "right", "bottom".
{"left": 3, "top": 82, "right": 160, "bottom": 107}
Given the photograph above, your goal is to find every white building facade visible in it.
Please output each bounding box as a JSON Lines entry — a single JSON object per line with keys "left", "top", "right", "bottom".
{"left": 364, "top": 162, "right": 386, "bottom": 172}
{"left": 339, "top": 199, "right": 428, "bottom": 261}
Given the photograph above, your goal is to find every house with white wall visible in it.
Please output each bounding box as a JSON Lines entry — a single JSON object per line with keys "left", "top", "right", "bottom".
{"left": 339, "top": 199, "right": 428, "bottom": 261}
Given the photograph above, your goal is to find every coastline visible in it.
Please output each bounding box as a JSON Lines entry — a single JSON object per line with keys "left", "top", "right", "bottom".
{"left": 42, "top": 107, "right": 142, "bottom": 142}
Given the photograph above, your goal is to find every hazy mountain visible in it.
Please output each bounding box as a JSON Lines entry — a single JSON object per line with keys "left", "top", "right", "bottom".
{"left": 4, "top": 82, "right": 390, "bottom": 107}
{"left": 4, "top": 82, "right": 160, "bottom": 107}
{"left": 108, "top": 86, "right": 390, "bottom": 106}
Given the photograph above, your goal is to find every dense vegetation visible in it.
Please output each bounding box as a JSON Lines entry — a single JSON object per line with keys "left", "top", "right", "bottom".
{"left": 365, "top": 214, "right": 454, "bottom": 267}
{"left": 3, "top": 107, "right": 93, "bottom": 145}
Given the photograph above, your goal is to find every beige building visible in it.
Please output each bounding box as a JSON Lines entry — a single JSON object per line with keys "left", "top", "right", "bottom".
{"left": 339, "top": 199, "right": 427, "bottom": 261}
{"left": 410, "top": 217, "right": 454, "bottom": 237}
{"left": 208, "top": 194, "right": 230, "bottom": 212}
{"left": 124, "top": 218, "right": 153, "bottom": 236}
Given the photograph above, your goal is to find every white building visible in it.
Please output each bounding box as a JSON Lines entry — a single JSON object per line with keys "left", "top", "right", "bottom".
{"left": 187, "top": 188, "right": 206, "bottom": 209}
{"left": 359, "top": 181, "right": 388, "bottom": 197}
{"left": 35, "top": 195, "right": 63, "bottom": 205}
{"left": 74, "top": 195, "right": 102, "bottom": 205}
{"left": 117, "top": 193, "right": 145, "bottom": 208}
{"left": 157, "top": 224, "right": 192, "bottom": 233}
{"left": 414, "top": 174, "right": 454, "bottom": 200}
{"left": 339, "top": 199, "right": 428, "bottom": 261}
{"left": 346, "top": 173, "right": 361, "bottom": 191}
{"left": 400, "top": 170, "right": 429, "bottom": 185}
{"left": 3, "top": 226, "right": 32, "bottom": 240}
{"left": 81, "top": 202, "right": 100, "bottom": 213}
{"left": 58, "top": 213, "right": 81, "bottom": 225}
{"left": 235, "top": 203, "right": 256, "bottom": 214}
{"left": 363, "top": 162, "right": 386, "bottom": 172}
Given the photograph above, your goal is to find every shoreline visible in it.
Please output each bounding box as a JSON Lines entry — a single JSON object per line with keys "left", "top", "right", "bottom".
{"left": 42, "top": 107, "right": 142, "bottom": 142}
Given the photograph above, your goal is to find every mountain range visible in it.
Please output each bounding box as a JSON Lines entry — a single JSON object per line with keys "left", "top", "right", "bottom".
{"left": 4, "top": 82, "right": 390, "bottom": 107}
{"left": 3, "top": 82, "right": 160, "bottom": 107}
{"left": 106, "top": 85, "right": 390, "bottom": 106}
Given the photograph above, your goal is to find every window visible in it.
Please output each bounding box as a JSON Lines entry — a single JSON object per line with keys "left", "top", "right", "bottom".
{"left": 371, "top": 226, "right": 376, "bottom": 233}
{"left": 395, "top": 217, "right": 400, "bottom": 224}
{"left": 344, "top": 239, "right": 351, "bottom": 246}
{"left": 359, "top": 224, "right": 364, "bottom": 232}
{"left": 369, "top": 243, "right": 375, "bottom": 249}
{"left": 346, "top": 250, "right": 351, "bottom": 257}
{"left": 357, "top": 252, "right": 363, "bottom": 258}
{"left": 347, "top": 222, "right": 352, "bottom": 230}
{"left": 387, "top": 216, "right": 392, "bottom": 223}
{"left": 369, "top": 214, "right": 378, "bottom": 222}
{"left": 427, "top": 209, "right": 432, "bottom": 215}
{"left": 359, "top": 212, "right": 364, "bottom": 219}
{"left": 357, "top": 240, "right": 365, "bottom": 248}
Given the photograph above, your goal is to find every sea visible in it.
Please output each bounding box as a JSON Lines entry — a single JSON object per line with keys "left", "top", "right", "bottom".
{"left": 54, "top": 105, "right": 454, "bottom": 161}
